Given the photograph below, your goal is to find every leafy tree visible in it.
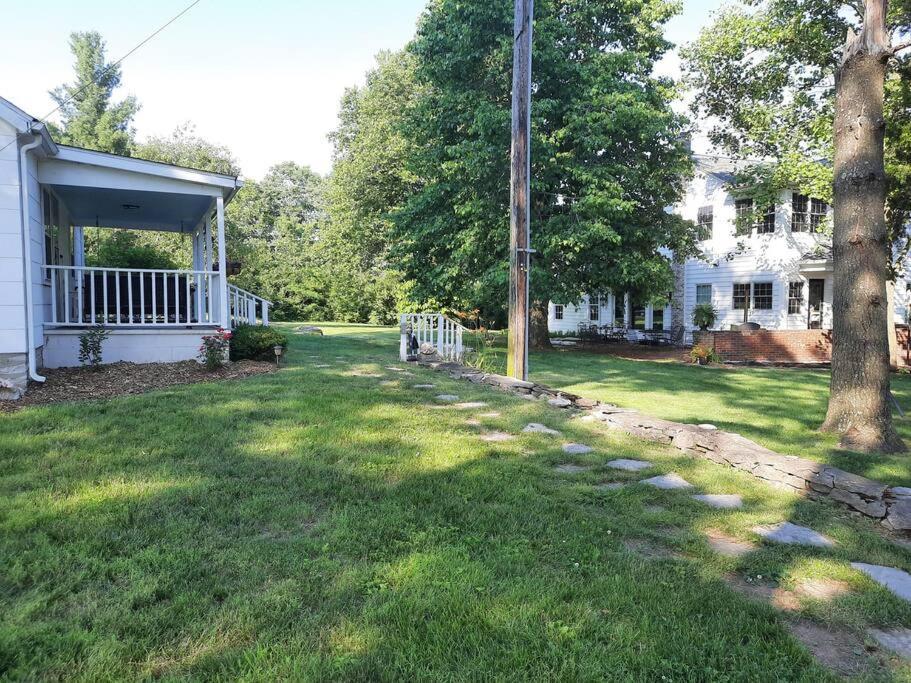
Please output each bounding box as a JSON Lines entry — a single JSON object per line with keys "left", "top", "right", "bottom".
{"left": 393, "top": 0, "right": 696, "bottom": 344}
{"left": 137, "top": 124, "right": 240, "bottom": 176}
{"left": 683, "top": 1, "right": 911, "bottom": 452}
{"left": 49, "top": 31, "right": 139, "bottom": 155}
{"left": 323, "top": 51, "right": 420, "bottom": 324}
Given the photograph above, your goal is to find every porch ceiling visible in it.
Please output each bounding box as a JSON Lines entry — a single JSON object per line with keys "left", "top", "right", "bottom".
{"left": 48, "top": 184, "right": 212, "bottom": 232}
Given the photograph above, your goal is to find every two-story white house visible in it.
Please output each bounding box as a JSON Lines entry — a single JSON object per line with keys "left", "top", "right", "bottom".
{"left": 549, "top": 154, "right": 910, "bottom": 339}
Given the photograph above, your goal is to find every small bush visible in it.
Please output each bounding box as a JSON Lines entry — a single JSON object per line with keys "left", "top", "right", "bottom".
{"left": 689, "top": 344, "right": 721, "bottom": 365}
{"left": 229, "top": 324, "right": 288, "bottom": 362}
{"left": 78, "top": 326, "right": 110, "bottom": 371}
{"left": 199, "top": 328, "right": 232, "bottom": 370}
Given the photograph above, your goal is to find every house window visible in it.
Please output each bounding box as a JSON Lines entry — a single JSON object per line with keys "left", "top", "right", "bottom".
{"left": 614, "top": 294, "right": 625, "bottom": 326}
{"left": 696, "top": 206, "right": 713, "bottom": 240}
{"left": 757, "top": 204, "right": 775, "bottom": 234}
{"left": 788, "top": 281, "right": 803, "bottom": 314}
{"left": 651, "top": 306, "right": 664, "bottom": 330}
{"left": 589, "top": 303, "right": 599, "bottom": 321}
{"left": 792, "top": 193, "right": 809, "bottom": 232}
{"left": 734, "top": 198, "right": 754, "bottom": 236}
{"left": 810, "top": 198, "right": 828, "bottom": 230}
{"left": 733, "top": 283, "right": 750, "bottom": 310}
{"left": 554, "top": 304, "right": 564, "bottom": 320}
{"left": 42, "top": 189, "right": 61, "bottom": 266}
{"left": 753, "top": 282, "right": 773, "bottom": 310}
{"left": 696, "top": 284, "right": 712, "bottom": 305}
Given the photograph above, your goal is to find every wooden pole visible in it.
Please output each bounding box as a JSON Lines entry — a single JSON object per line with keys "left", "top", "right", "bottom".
{"left": 507, "top": 0, "right": 533, "bottom": 381}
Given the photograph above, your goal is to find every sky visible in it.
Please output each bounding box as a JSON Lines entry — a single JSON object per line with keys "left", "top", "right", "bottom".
{"left": 0, "top": 0, "right": 725, "bottom": 180}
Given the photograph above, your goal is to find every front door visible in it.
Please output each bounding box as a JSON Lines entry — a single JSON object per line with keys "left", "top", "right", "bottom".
{"left": 808, "top": 279, "right": 824, "bottom": 329}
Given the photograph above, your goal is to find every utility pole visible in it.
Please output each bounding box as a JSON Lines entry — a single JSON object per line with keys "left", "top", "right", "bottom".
{"left": 507, "top": 0, "right": 533, "bottom": 381}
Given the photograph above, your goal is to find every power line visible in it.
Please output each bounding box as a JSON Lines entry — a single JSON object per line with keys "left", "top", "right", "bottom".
{"left": 2, "top": 0, "right": 203, "bottom": 155}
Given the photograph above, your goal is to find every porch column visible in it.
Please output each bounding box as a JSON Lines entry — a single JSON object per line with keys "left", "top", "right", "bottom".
{"left": 623, "top": 293, "right": 631, "bottom": 328}
{"left": 73, "top": 226, "right": 85, "bottom": 267}
{"left": 216, "top": 196, "right": 229, "bottom": 328}
{"left": 204, "top": 216, "right": 213, "bottom": 272}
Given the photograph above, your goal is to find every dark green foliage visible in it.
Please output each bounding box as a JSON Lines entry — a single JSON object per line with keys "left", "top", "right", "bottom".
{"left": 692, "top": 303, "right": 718, "bottom": 331}
{"left": 229, "top": 324, "right": 289, "bottom": 361}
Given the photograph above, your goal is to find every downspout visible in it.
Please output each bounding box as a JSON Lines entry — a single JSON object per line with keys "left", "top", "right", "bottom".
{"left": 19, "top": 134, "right": 46, "bottom": 382}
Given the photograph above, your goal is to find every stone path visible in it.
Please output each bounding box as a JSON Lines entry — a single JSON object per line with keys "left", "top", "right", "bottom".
{"left": 480, "top": 431, "right": 514, "bottom": 443}
{"left": 606, "top": 458, "right": 652, "bottom": 472}
{"left": 453, "top": 401, "right": 488, "bottom": 410}
{"left": 692, "top": 494, "right": 744, "bottom": 509}
{"left": 851, "top": 563, "right": 911, "bottom": 602}
{"left": 435, "top": 394, "right": 459, "bottom": 402}
{"left": 554, "top": 464, "right": 592, "bottom": 474}
{"left": 478, "top": 411, "right": 501, "bottom": 418}
{"left": 705, "top": 530, "right": 756, "bottom": 558}
{"left": 562, "top": 443, "right": 593, "bottom": 455}
{"left": 753, "top": 522, "right": 835, "bottom": 548}
{"left": 523, "top": 423, "right": 560, "bottom": 435}
{"left": 413, "top": 384, "right": 435, "bottom": 389}
{"left": 868, "top": 628, "right": 911, "bottom": 659}
{"left": 641, "top": 473, "right": 694, "bottom": 490}
{"left": 314, "top": 364, "right": 332, "bottom": 368}
{"left": 547, "top": 397, "right": 573, "bottom": 408}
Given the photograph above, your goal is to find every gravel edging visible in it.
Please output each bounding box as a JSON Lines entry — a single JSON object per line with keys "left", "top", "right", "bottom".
{"left": 413, "top": 358, "right": 911, "bottom": 532}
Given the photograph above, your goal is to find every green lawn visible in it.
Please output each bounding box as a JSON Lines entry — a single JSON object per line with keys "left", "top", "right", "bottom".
{"left": 2, "top": 323, "right": 911, "bottom": 679}
{"left": 474, "top": 333, "right": 911, "bottom": 487}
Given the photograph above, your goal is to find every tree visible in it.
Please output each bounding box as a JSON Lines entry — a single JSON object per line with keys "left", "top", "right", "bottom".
{"left": 49, "top": 31, "right": 139, "bottom": 155}
{"left": 393, "top": 0, "right": 696, "bottom": 343}
{"left": 323, "top": 51, "right": 421, "bottom": 323}
{"left": 683, "top": 0, "right": 911, "bottom": 452}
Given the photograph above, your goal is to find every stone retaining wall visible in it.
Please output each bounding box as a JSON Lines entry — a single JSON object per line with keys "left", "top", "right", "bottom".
{"left": 414, "top": 358, "right": 911, "bottom": 532}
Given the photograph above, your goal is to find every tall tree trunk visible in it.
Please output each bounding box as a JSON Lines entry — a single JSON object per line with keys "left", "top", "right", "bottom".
{"left": 670, "top": 255, "right": 686, "bottom": 345}
{"left": 888, "top": 280, "right": 899, "bottom": 369}
{"left": 821, "top": 0, "right": 906, "bottom": 453}
{"left": 530, "top": 299, "right": 552, "bottom": 349}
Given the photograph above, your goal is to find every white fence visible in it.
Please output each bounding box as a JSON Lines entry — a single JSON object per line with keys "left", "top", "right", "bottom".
{"left": 44, "top": 265, "right": 272, "bottom": 329}
{"left": 399, "top": 313, "right": 465, "bottom": 362}
{"left": 45, "top": 265, "right": 220, "bottom": 327}
{"left": 228, "top": 284, "right": 271, "bottom": 327}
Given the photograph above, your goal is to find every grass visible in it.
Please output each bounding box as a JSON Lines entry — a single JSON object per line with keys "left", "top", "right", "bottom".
{"left": 471, "top": 332, "right": 911, "bottom": 487}
{"left": 1, "top": 322, "right": 910, "bottom": 679}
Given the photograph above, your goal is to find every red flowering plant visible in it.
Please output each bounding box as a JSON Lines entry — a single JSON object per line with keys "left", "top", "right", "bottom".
{"left": 199, "top": 327, "right": 232, "bottom": 371}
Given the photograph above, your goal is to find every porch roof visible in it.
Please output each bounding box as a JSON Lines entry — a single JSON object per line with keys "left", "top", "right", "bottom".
{"left": 38, "top": 145, "right": 243, "bottom": 233}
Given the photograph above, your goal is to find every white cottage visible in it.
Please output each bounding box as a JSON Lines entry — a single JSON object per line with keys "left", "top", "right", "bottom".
{"left": 549, "top": 154, "right": 910, "bottom": 338}
{"left": 0, "top": 96, "right": 270, "bottom": 398}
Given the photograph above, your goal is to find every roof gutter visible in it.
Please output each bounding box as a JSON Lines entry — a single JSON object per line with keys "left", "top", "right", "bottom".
{"left": 19, "top": 134, "right": 46, "bottom": 383}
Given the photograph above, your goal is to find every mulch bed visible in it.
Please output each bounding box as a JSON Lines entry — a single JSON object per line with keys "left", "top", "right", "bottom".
{"left": 0, "top": 360, "right": 277, "bottom": 413}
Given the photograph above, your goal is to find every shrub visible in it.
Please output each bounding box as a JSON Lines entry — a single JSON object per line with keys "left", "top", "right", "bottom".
{"left": 199, "top": 328, "right": 232, "bottom": 370}
{"left": 689, "top": 344, "right": 721, "bottom": 365}
{"left": 78, "top": 325, "right": 110, "bottom": 371}
{"left": 692, "top": 303, "right": 718, "bottom": 331}
{"left": 229, "top": 324, "right": 288, "bottom": 362}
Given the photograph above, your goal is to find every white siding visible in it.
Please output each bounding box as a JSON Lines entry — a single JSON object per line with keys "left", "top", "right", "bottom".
{"left": 0, "top": 119, "right": 25, "bottom": 354}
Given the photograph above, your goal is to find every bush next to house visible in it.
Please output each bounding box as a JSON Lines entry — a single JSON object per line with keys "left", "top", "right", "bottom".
{"left": 229, "top": 324, "right": 288, "bottom": 362}
{"left": 78, "top": 326, "right": 110, "bottom": 371}
{"left": 692, "top": 303, "right": 718, "bottom": 331}
{"left": 690, "top": 344, "right": 721, "bottom": 365}
{"left": 199, "top": 328, "right": 232, "bottom": 370}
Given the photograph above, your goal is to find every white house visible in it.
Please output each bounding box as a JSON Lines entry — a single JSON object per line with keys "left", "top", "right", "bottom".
{"left": 0, "top": 95, "right": 270, "bottom": 398}
{"left": 549, "top": 154, "right": 911, "bottom": 338}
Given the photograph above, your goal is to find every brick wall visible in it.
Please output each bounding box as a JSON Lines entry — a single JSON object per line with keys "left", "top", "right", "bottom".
{"left": 695, "top": 327, "right": 911, "bottom": 365}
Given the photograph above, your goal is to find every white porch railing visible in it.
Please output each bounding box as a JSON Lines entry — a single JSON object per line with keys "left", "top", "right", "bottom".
{"left": 228, "top": 284, "right": 271, "bottom": 327}
{"left": 45, "top": 265, "right": 221, "bottom": 327}
{"left": 399, "top": 313, "right": 465, "bottom": 362}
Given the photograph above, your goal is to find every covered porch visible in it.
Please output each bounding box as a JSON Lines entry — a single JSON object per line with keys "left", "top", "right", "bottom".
{"left": 36, "top": 146, "right": 270, "bottom": 367}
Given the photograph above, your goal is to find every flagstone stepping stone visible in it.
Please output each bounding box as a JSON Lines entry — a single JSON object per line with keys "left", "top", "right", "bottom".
{"left": 753, "top": 522, "right": 835, "bottom": 548}
{"left": 523, "top": 423, "right": 560, "bottom": 435}
{"left": 641, "top": 473, "right": 694, "bottom": 490}
{"left": 705, "top": 530, "right": 756, "bottom": 558}
{"left": 869, "top": 627, "right": 911, "bottom": 659}
{"left": 595, "top": 482, "right": 626, "bottom": 491}
{"left": 314, "top": 364, "right": 332, "bottom": 368}
{"left": 465, "top": 419, "right": 482, "bottom": 427}
{"left": 478, "top": 411, "right": 501, "bottom": 418}
{"left": 453, "top": 401, "right": 488, "bottom": 410}
{"left": 519, "top": 394, "right": 538, "bottom": 401}
{"left": 548, "top": 397, "right": 573, "bottom": 408}
{"left": 413, "top": 384, "right": 435, "bottom": 389}
{"left": 692, "top": 494, "right": 744, "bottom": 509}
{"left": 698, "top": 424, "right": 717, "bottom": 431}
{"left": 562, "top": 443, "right": 593, "bottom": 455}
{"left": 480, "top": 431, "right": 514, "bottom": 443}
{"left": 554, "top": 463, "right": 592, "bottom": 474}
{"left": 385, "top": 367, "right": 406, "bottom": 372}
{"left": 380, "top": 380, "right": 398, "bottom": 387}
{"left": 606, "top": 458, "right": 652, "bottom": 472}
{"left": 851, "top": 562, "right": 911, "bottom": 602}
{"left": 435, "top": 394, "right": 459, "bottom": 402}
